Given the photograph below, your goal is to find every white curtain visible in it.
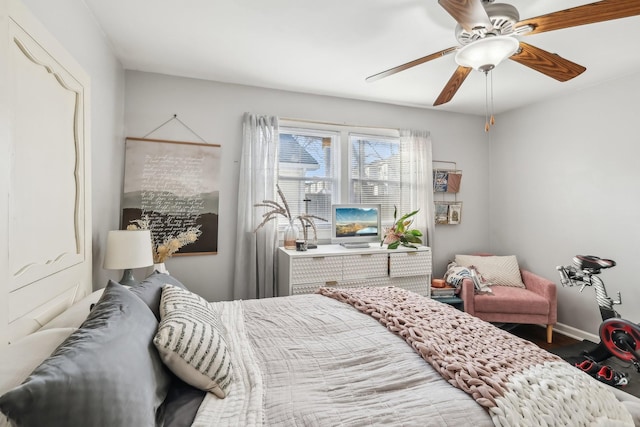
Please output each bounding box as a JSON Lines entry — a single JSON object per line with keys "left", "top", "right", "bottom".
{"left": 400, "top": 129, "right": 435, "bottom": 248}
{"left": 233, "top": 113, "right": 279, "bottom": 300}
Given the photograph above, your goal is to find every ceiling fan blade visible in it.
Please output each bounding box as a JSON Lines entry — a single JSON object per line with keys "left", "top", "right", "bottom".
{"left": 517, "top": 0, "right": 640, "bottom": 35}
{"left": 438, "top": 0, "right": 493, "bottom": 33}
{"left": 365, "top": 47, "right": 457, "bottom": 82}
{"left": 433, "top": 66, "right": 472, "bottom": 106}
{"left": 510, "top": 42, "right": 586, "bottom": 82}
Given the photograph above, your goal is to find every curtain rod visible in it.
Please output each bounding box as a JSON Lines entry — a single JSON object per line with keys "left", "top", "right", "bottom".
{"left": 280, "top": 116, "right": 398, "bottom": 131}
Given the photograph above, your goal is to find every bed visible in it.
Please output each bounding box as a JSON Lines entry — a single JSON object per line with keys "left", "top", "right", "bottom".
{"left": 1, "top": 271, "right": 639, "bottom": 427}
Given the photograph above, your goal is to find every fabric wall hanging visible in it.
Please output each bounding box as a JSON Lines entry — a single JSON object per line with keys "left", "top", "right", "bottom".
{"left": 122, "top": 137, "right": 221, "bottom": 255}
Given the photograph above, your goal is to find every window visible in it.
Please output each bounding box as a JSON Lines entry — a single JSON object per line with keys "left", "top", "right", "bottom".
{"left": 278, "top": 122, "right": 417, "bottom": 242}
{"left": 277, "top": 128, "right": 339, "bottom": 236}
{"left": 349, "top": 134, "right": 411, "bottom": 224}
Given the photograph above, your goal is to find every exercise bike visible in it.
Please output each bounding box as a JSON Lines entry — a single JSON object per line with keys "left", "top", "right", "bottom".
{"left": 556, "top": 255, "right": 640, "bottom": 373}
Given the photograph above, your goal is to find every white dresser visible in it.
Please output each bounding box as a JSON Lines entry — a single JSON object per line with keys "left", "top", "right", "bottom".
{"left": 277, "top": 244, "right": 432, "bottom": 297}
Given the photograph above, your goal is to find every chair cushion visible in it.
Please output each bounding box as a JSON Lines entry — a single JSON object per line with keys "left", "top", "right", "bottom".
{"left": 473, "top": 285, "right": 549, "bottom": 315}
{"left": 455, "top": 254, "right": 525, "bottom": 288}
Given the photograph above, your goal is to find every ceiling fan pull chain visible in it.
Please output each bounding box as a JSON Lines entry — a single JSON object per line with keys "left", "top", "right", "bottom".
{"left": 484, "top": 71, "right": 490, "bottom": 132}
{"left": 490, "top": 70, "right": 496, "bottom": 126}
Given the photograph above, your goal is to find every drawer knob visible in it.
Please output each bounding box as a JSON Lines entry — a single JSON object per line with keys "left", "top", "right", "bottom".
{"left": 325, "top": 281, "right": 338, "bottom": 286}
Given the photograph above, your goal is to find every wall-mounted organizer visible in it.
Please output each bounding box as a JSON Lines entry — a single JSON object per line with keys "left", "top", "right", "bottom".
{"left": 433, "top": 160, "right": 462, "bottom": 225}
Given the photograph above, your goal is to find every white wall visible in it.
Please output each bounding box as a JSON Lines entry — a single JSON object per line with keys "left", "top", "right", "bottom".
{"left": 125, "top": 70, "right": 491, "bottom": 301}
{"left": 490, "top": 71, "right": 640, "bottom": 335}
{"left": 22, "top": 0, "right": 125, "bottom": 289}
{"left": 17, "top": 0, "right": 490, "bottom": 302}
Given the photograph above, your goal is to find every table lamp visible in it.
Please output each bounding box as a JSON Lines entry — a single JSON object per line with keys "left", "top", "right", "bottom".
{"left": 103, "top": 229, "right": 154, "bottom": 286}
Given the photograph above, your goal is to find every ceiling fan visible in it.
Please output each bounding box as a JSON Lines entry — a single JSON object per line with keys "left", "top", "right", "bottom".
{"left": 366, "top": 0, "right": 640, "bottom": 107}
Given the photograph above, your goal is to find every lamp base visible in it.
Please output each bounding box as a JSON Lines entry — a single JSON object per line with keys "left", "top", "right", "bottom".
{"left": 119, "top": 269, "right": 138, "bottom": 287}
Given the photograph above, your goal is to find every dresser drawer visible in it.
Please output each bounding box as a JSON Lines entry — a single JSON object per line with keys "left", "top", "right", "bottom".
{"left": 342, "top": 253, "right": 388, "bottom": 280}
{"left": 290, "top": 256, "right": 342, "bottom": 284}
{"left": 389, "top": 251, "right": 431, "bottom": 278}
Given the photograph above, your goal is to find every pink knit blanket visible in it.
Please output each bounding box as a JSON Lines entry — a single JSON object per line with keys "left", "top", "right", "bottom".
{"left": 318, "top": 286, "right": 633, "bottom": 426}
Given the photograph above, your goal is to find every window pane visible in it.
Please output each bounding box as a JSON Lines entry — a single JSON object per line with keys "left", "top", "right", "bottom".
{"left": 349, "top": 134, "right": 405, "bottom": 225}
{"left": 278, "top": 130, "right": 337, "bottom": 230}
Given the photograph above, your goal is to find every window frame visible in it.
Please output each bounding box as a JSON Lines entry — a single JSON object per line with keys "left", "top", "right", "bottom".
{"left": 278, "top": 120, "right": 401, "bottom": 243}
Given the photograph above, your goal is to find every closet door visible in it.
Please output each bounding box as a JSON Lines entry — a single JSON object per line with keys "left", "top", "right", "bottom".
{"left": 0, "top": 0, "right": 91, "bottom": 345}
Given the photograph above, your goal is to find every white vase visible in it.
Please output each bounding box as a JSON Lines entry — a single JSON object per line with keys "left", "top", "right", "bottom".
{"left": 153, "top": 262, "right": 169, "bottom": 275}
{"left": 283, "top": 223, "right": 299, "bottom": 250}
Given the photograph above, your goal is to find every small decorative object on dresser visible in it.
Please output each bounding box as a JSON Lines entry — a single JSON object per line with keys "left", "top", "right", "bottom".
{"left": 254, "top": 184, "right": 326, "bottom": 249}
{"left": 381, "top": 206, "right": 423, "bottom": 249}
{"left": 282, "top": 222, "right": 300, "bottom": 250}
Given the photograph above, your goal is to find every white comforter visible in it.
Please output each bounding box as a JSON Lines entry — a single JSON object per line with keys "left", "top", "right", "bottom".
{"left": 191, "top": 291, "right": 640, "bottom": 427}
{"left": 193, "top": 294, "right": 495, "bottom": 426}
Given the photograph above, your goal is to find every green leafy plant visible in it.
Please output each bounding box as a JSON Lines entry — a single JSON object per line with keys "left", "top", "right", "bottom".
{"left": 381, "top": 207, "right": 423, "bottom": 249}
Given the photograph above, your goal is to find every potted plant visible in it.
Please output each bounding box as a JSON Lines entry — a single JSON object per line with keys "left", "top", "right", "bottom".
{"left": 381, "top": 207, "right": 423, "bottom": 249}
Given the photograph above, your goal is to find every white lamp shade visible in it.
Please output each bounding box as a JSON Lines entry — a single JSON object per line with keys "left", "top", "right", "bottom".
{"left": 103, "top": 230, "right": 154, "bottom": 270}
{"left": 455, "top": 36, "right": 520, "bottom": 71}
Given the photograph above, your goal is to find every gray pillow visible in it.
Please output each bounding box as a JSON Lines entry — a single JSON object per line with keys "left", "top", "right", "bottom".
{"left": 129, "top": 271, "right": 189, "bottom": 320}
{"left": 0, "top": 280, "right": 171, "bottom": 427}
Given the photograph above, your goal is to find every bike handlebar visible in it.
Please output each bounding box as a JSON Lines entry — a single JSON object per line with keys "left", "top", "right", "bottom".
{"left": 556, "top": 264, "right": 589, "bottom": 288}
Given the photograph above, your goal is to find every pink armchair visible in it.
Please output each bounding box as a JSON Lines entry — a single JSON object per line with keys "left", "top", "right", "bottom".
{"left": 459, "top": 269, "right": 557, "bottom": 343}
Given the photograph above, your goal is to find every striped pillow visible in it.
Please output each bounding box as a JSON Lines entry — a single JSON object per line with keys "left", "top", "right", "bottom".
{"left": 154, "top": 284, "right": 233, "bottom": 398}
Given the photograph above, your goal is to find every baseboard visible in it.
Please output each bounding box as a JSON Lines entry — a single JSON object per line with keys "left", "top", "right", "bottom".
{"left": 551, "top": 322, "right": 599, "bottom": 343}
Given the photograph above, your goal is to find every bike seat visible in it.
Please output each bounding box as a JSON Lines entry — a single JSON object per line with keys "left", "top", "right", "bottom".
{"left": 573, "top": 255, "right": 616, "bottom": 272}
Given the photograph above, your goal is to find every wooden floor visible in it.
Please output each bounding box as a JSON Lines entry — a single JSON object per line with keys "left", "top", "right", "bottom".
{"left": 508, "top": 324, "right": 580, "bottom": 351}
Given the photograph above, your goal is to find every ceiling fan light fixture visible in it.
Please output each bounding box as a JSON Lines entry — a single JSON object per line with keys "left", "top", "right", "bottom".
{"left": 455, "top": 36, "right": 519, "bottom": 72}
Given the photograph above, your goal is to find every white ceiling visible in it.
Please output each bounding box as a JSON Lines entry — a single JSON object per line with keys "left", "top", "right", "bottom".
{"left": 82, "top": 0, "right": 640, "bottom": 116}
